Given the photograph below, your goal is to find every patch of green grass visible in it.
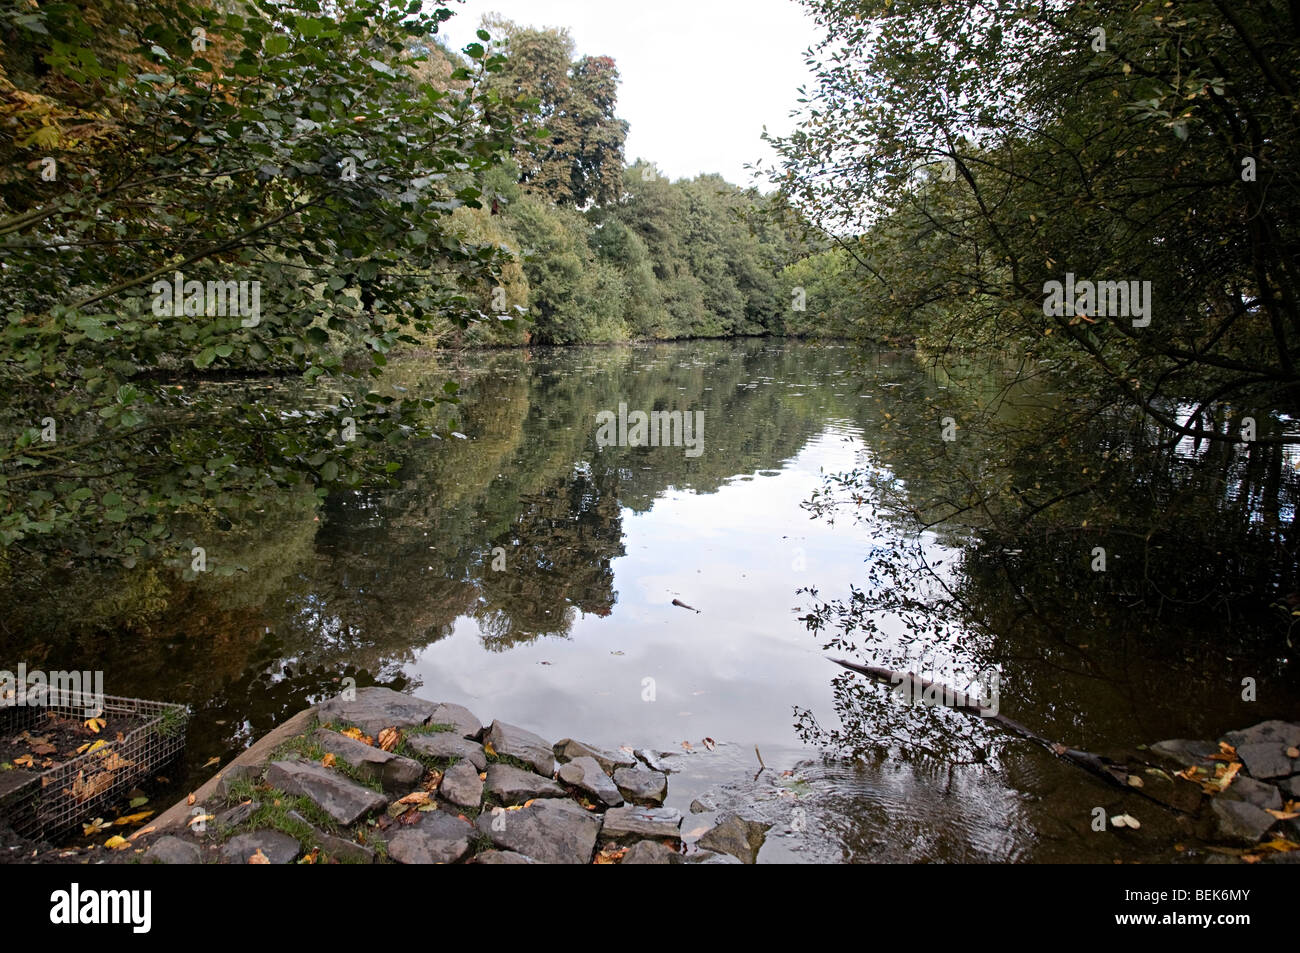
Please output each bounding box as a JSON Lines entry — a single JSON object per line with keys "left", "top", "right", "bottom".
{"left": 405, "top": 722, "right": 457, "bottom": 736}
{"left": 268, "top": 728, "right": 385, "bottom": 794}
{"left": 486, "top": 751, "right": 532, "bottom": 772}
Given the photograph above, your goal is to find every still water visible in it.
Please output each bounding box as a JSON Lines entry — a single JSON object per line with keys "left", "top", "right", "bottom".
{"left": 5, "top": 339, "right": 1296, "bottom": 861}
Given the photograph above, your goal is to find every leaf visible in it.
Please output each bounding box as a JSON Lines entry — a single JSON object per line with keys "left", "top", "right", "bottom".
{"left": 84, "top": 717, "right": 106, "bottom": 734}
{"left": 1265, "top": 809, "right": 1300, "bottom": 821}
{"left": 483, "top": 741, "right": 497, "bottom": 757}
{"left": 113, "top": 810, "right": 154, "bottom": 825}
{"left": 130, "top": 795, "right": 149, "bottom": 808}
{"left": 340, "top": 726, "right": 364, "bottom": 741}
{"left": 202, "top": 756, "right": 220, "bottom": 768}
{"left": 82, "top": 817, "right": 108, "bottom": 836}
{"left": 247, "top": 848, "right": 271, "bottom": 864}
{"left": 398, "top": 791, "right": 431, "bottom": 806}
{"left": 681, "top": 741, "right": 694, "bottom": 752}
{"left": 263, "top": 34, "right": 290, "bottom": 56}
{"left": 104, "top": 835, "right": 131, "bottom": 850}
{"left": 321, "top": 753, "right": 336, "bottom": 768}
{"left": 188, "top": 813, "right": 214, "bottom": 827}
{"left": 703, "top": 737, "right": 716, "bottom": 751}
{"left": 14, "top": 754, "right": 36, "bottom": 767}
{"left": 377, "top": 727, "right": 399, "bottom": 752}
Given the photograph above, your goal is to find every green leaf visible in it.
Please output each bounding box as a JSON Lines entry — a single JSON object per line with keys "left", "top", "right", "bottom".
{"left": 263, "top": 34, "right": 291, "bottom": 56}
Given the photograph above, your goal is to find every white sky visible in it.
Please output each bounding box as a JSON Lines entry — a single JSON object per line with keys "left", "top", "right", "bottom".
{"left": 438, "top": 0, "right": 823, "bottom": 188}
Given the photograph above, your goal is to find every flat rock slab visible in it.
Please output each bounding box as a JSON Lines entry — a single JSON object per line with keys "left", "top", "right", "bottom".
{"left": 319, "top": 687, "right": 440, "bottom": 737}
{"left": 439, "top": 761, "right": 484, "bottom": 808}
{"left": 475, "top": 798, "right": 601, "bottom": 864}
{"left": 486, "top": 720, "right": 555, "bottom": 777}
{"left": 285, "top": 809, "right": 376, "bottom": 864}
{"left": 696, "top": 814, "right": 770, "bottom": 864}
{"left": 1223, "top": 720, "right": 1300, "bottom": 749}
{"left": 600, "top": 806, "right": 682, "bottom": 842}
{"left": 475, "top": 850, "right": 538, "bottom": 864}
{"left": 613, "top": 766, "right": 668, "bottom": 805}
{"left": 221, "top": 831, "right": 301, "bottom": 865}
{"left": 1236, "top": 742, "right": 1296, "bottom": 779}
{"left": 635, "top": 749, "right": 682, "bottom": 774}
{"left": 313, "top": 728, "right": 423, "bottom": 793}
{"left": 554, "top": 738, "right": 637, "bottom": 773}
{"left": 485, "top": 763, "right": 565, "bottom": 805}
{"left": 429, "top": 703, "right": 483, "bottom": 740}
{"left": 265, "top": 759, "right": 387, "bottom": 826}
{"left": 1281, "top": 777, "right": 1300, "bottom": 799}
{"left": 1224, "top": 775, "right": 1283, "bottom": 811}
{"left": 406, "top": 732, "right": 487, "bottom": 771}
{"left": 621, "top": 840, "right": 680, "bottom": 864}
{"left": 688, "top": 849, "right": 744, "bottom": 864}
{"left": 145, "top": 836, "right": 204, "bottom": 865}
{"left": 558, "top": 756, "right": 623, "bottom": 807}
{"left": 386, "top": 810, "right": 473, "bottom": 864}
{"left": 1211, "top": 798, "right": 1275, "bottom": 845}
{"left": 214, "top": 799, "right": 258, "bottom": 831}
{"left": 1150, "top": 739, "right": 1220, "bottom": 769}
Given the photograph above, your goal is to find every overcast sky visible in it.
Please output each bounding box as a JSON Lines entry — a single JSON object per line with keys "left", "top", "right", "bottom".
{"left": 438, "top": 0, "right": 823, "bottom": 188}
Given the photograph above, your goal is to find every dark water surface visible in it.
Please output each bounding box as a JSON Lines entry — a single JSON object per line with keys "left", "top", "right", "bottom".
{"left": 5, "top": 339, "right": 1297, "bottom": 861}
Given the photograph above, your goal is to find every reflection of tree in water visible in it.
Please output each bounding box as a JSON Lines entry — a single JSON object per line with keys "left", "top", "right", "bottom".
{"left": 800, "top": 352, "right": 1300, "bottom": 761}
{"left": 475, "top": 464, "right": 623, "bottom": 650}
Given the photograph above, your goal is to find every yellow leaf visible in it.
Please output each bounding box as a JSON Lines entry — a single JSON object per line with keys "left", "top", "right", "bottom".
{"left": 82, "top": 817, "right": 108, "bottom": 836}
{"left": 84, "top": 717, "right": 106, "bottom": 734}
{"left": 1258, "top": 838, "right": 1300, "bottom": 852}
{"left": 14, "top": 754, "right": 34, "bottom": 767}
{"left": 104, "top": 835, "right": 130, "bottom": 850}
{"left": 483, "top": 741, "right": 497, "bottom": 757}
{"left": 248, "top": 848, "right": 270, "bottom": 864}
{"left": 340, "top": 727, "right": 364, "bottom": 741}
{"left": 113, "top": 811, "right": 154, "bottom": 825}
{"left": 187, "top": 813, "right": 214, "bottom": 827}
{"left": 321, "top": 753, "right": 336, "bottom": 768}
{"left": 398, "top": 791, "right": 431, "bottom": 806}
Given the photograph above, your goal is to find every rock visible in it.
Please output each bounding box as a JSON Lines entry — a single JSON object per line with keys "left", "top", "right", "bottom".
{"left": 558, "top": 756, "right": 623, "bottom": 807}
{"left": 1223, "top": 775, "right": 1283, "bottom": 811}
{"left": 474, "top": 850, "right": 537, "bottom": 864}
{"left": 1280, "top": 776, "right": 1300, "bottom": 799}
{"left": 220, "top": 831, "right": 301, "bottom": 865}
{"left": 621, "top": 840, "right": 680, "bottom": 864}
{"left": 1236, "top": 742, "right": 1295, "bottom": 779}
{"left": 613, "top": 766, "right": 668, "bottom": 805}
{"left": 485, "top": 720, "right": 555, "bottom": 777}
{"left": 264, "top": 760, "right": 387, "bottom": 826}
{"left": 1211, "top": 798, "right": 1275, "bottom": 845}
{"left": 553, "top": 739, "right": 637, "bottom": 773}
{"left": 1223, "top": 720, "right": 1300, "bottom": 749}
{"left": 213, "top": 763, "right": 263, "bottom": 799}
{"left": 1149, "top": 739, "right": 1219, "bottom": 769}
{"left": 312, "top": 728, "right": 423, "bottom": 793}
{"left": 634, "top": 749, "right": 680, "bottom": 774}
{"left": 214, "top": 799, "right": 258, "bottom": 831}
{"left": 428, "top": 703, "right": 483, "bottom": 740}
{"left": 687, "top": 849, "right": 744, "bottom": 864}
{"left": 484, "top": 763, "right": 565, "bottom": 805}
{"left": 696, "top": 814, "right": 770, "bottom": 864}
{"left": 284, "top": 810, "right": 375, "bottom": 864}
{"left": 475, "top": 798, "right": 602, "bottom": 864}
{"left": 144, "top": 836, "right": 203, "bottom": 865}
{"left": 386, "top": 810, "right": 473, "bottom": 864}
{"left": 600, "top": 806, "right": 682, "bottom": 842}
{"left": 439, "top": 761, "right": 483, "bottom": 808}
{"left": 405, "top": 732, "right": 487, "bottom": 771}
{"left": 689, "top": 798, "right": 715, "bottom": 814}
{"left": 318, "top": 686, "right": 439, "bottom": 737}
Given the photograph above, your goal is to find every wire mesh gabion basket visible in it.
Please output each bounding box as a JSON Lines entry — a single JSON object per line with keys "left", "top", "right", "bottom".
{"left": 0, "top": 690, "right": 189, "bottom": 842}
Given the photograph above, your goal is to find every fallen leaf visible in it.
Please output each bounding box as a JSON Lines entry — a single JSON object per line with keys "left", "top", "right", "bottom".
{"left": 594, "top": 844, "right": 627, "bottom": 864}
{"left": 681, "top": 741, "right": 694, "bottom": 752}
{"left": 398, "top": 791, "right": 431, "bottom": 806}
{"left": 483, "top": 741, "right": 497, "bottom": 757}
{"left": 84, "top": 717, "right": 106, "bottom": 734}
{"left": 377, "top": 728, "right": 399, "bottom": 752}
{"left": 130, "top": 795, "right": 149, "bottom": 808}
{"left": 202, "top": 756, "right": 220, "bottom": 768}
{"left": 248, "top": 848, "right": 270, "bottom": 864}
{"left": 187, "top": 793, "right": 196, "bottom": 806}
{"left": 1266, "top": 809, "right": 1300, "bottom": 821}
{"left": 1287, "top": 747, "right": 1299, "bottom": 759}
{"left": 321, "top": 753, "right": 336, "bottom": 768}
{"left": 113, "top": 811, "right": 154, "bottom": 826}
{"left": 14, "top": 754, "right": 34, "bottom": 768}
{"left": 478, "top": 772, "right": 487, "bottom": 781}
{"left": 1110, "top": 813, "right": 1141, "bottom": 829}
{"left": 29, "top": 742, "right": 57, "bottom": 756}
{"left": 1127, "top": 775, "right": 1145, "bottom": 788}
{"left": 187, "top": 813, "right": 214, "bottom": 828}
{"left": 1258, "top": 837, "right": 1300, "bottom": 852}
{"left": 104, "top": 835, "right": 130, "bottom": 850}
{"left": 82, "top": 817, "right": 108, "bottom": 836}
{"left": 340, "top": 726, "right": 364, "bottom": 741}
{"left": 703, "top": 737, "right": 716, "bottom": 751}
{"left": 128, "top": 825, "right": 156, "bottom": 841}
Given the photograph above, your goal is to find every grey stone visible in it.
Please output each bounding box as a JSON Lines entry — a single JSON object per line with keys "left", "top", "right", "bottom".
{"left": 634, "top": 749, "right": 680, "bottom": 773}
{"left": 553, "top": 739, "right": 637, "bottom": 773}
{"left": 212, "top": 763, "right": 263, "bottom": 799}
{"left": 318, "top": 686, "right": 439, "bottom": 737}
{"left": 474, "top": 850, "right": 537, "bottom": 864}
{"left": 405, "top": 732, "right": 487, "bottom": 771}
{"left": 284, "top": 810, "right": 375, "bottom": 864}
{"left": 689, "top": 798, "right": 715, "bottom": 814}
{"left": 1223, "top": 775, "right": 1283, "bottom": 811}
{"left": 613, "top": 766, "right": 668, "bottom": 805}
{"left": 429, "top": 703, "right": 483, "bottom": 740}
{"left": 1211, "top": 798, "right": 1275, "bottom": 845}
{"left": 1223, "top": 720, "right": 1300, "bottom": 749}
{"left": 485, "top": 720, "right": 555, "bottom": 777}
{"left": 696, "top": 814, "right": 770, "bottom": 864}
{"left": 439, "top": 761, "right": 483, "bottom": 808}
{"left": 687, "top": 849, "right": 744, "bottom": 864}
{"left": 1236, "top": 742, "right": 1295, "bottom": 779}
{"left": 312, "top": 728, "right": 423, "bottom": 793}
{"left": 144, "top": 836, "right": 203, "bottom": 865}
{"left": 621, "top": 840, "right": 680, "bottom": 864}
{"left": 214, "top": 799, "right": 258, "bottom": 831}
{"left": 1280, "top": 776, "right": 1300, "bottom": 799}
{"left": 1149, "top": 739, "right": 1219, "bottom": 769}
{"left": 558, "top": 756, "right": 623, "bottom": 807}
{"left": 475, "top": 798, "right": 602, "bottom": 864}
{"left": 484, "top": 763, "right": 565, "bottom": 805}
{"left": 220, "top": 830, "right": 300, "bottom": 865}
{"left": 600, "top": 805, "right": 682, "bottom": 842}
{"left": 386, "top": 810, "right": 473, "bottom": 864}
{"left": 265, "top": 759, "right": 387, "bottom": 826}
